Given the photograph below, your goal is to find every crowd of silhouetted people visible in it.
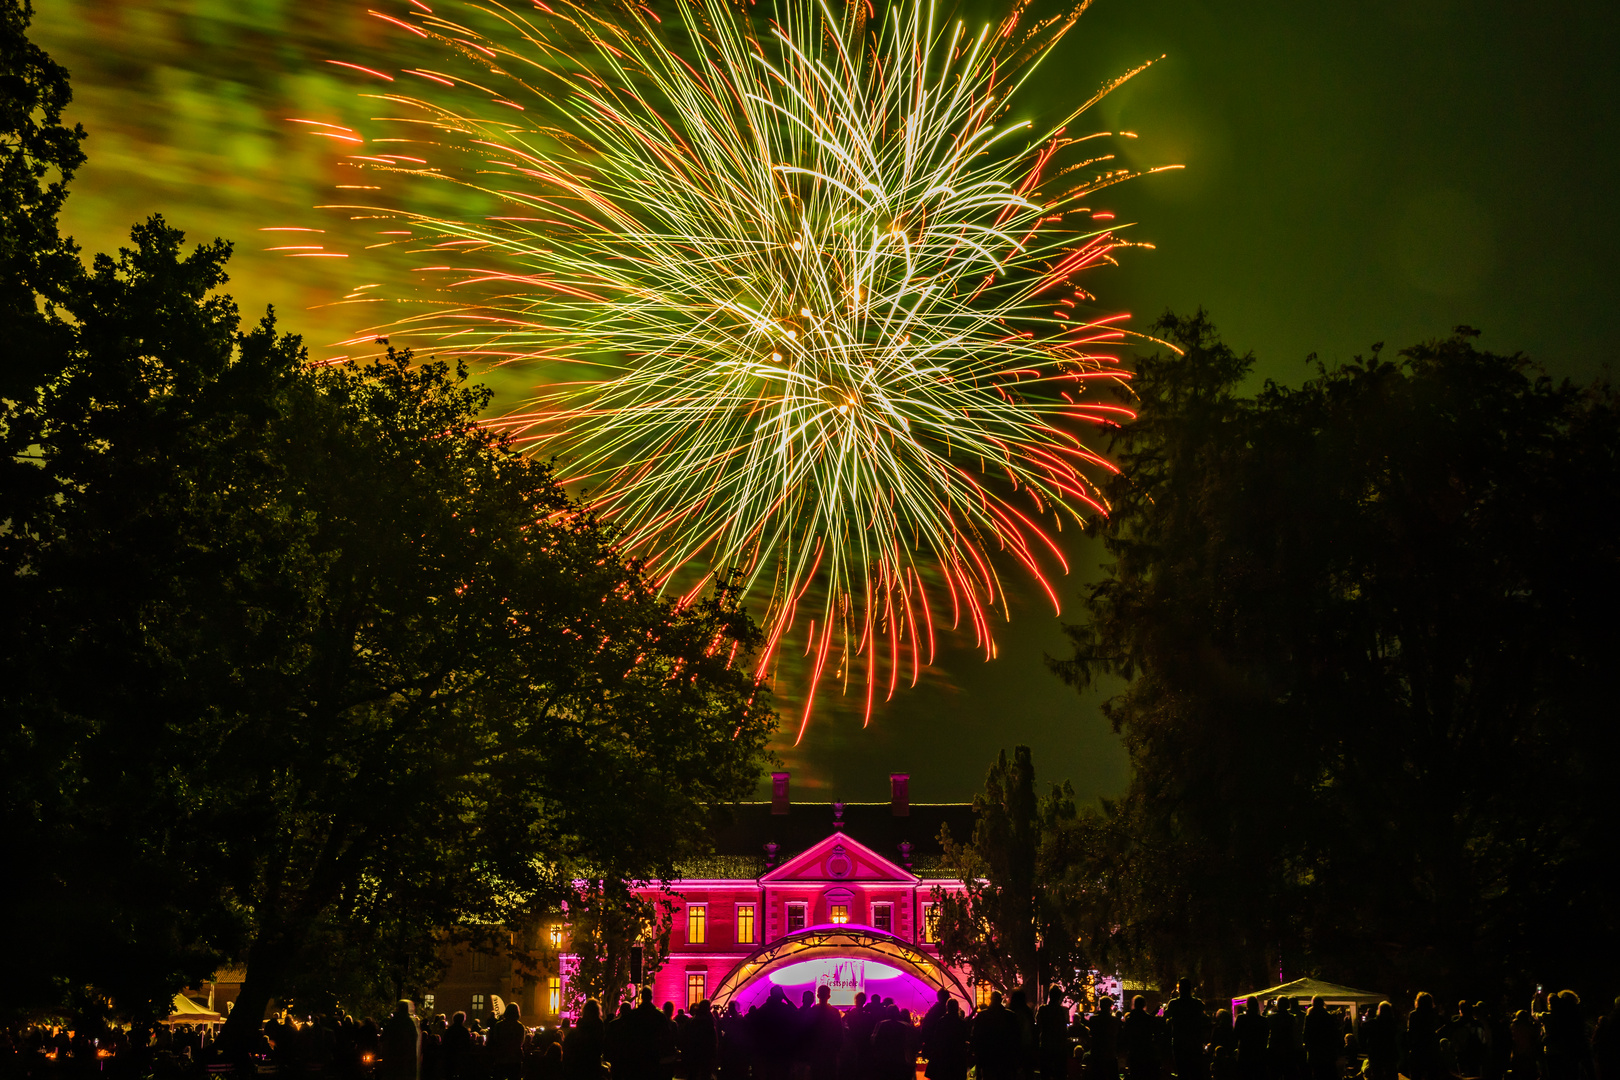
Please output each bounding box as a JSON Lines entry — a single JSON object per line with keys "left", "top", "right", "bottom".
{"left": 5, "top": 983, "right": 1618, "bottom": 1080}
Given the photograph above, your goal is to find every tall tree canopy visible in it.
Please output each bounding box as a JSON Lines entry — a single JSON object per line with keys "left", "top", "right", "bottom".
{"left": 1, "top": 5, "right": 776, "bottom": 1024}
{"left": 933, "top": 746, "right": 1090, "bottom": 1000}
{"left": 1051, "top": 312, "right": 1620, "bottom": 1001}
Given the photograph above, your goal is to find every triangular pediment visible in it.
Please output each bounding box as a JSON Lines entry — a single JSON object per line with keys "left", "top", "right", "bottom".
{"left": 761, "top": 831, "right": 920, "bottom": 884}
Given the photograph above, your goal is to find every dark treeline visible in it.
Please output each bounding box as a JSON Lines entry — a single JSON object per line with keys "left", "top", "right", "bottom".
{"left": 0, "top": 0, "right": 773, "bottom": 1037}
{"left": 1039, "top": 312, "right": 1620, "bottom": 1003}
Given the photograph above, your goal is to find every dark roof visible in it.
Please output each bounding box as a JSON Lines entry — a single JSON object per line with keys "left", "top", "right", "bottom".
{"left": 697, "top": 801, "right": 977, "bottom": 877}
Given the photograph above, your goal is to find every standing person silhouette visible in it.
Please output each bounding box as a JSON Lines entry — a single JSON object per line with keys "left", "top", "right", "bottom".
{"left": 381, "top": 1002, "right": 422, "bottom": 1080}
{"left": 1301, "top": 999, "right": 1337, "bottom": 1080}
{"left": 563, "top": 1000, "right": 604, "bottom": 1080}
{"left": 1037, "top": 990, "right": 1072, "bottom": 1080}
{"left": 1088, "top": 1000, "right": 1122, "bottom": 1080}
{"left": 1122, "top": 998, "right": 1158, "bottom": 1080}
{"left": 804, "top": 988, "right": 845, "bottom": 1080}
{"left": 1164, "top": 982, "right": 1208, "bottom": 1080}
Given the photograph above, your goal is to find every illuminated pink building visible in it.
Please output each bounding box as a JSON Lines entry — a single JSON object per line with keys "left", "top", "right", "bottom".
{"left": 635, "top": 772, "right": 976, "bottom": 1014}
{"left": 422, "top": 771, "right": 977, "bottom": 1024}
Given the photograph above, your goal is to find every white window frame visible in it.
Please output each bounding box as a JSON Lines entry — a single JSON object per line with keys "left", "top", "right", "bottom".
{"left": 785, "top": 901, "right": 808, "bottom": 934}
{"left": 871, "top": 902, "right": 893, "bottom": 933}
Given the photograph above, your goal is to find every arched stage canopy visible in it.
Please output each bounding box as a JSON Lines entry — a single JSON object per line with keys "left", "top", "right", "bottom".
{"left": 710, "top": 926, "right": 971, "bottom": 1014}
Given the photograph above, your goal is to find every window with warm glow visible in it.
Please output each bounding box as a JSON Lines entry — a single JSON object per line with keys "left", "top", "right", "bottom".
{"left": 872, "top": 903, "right": 893, "bottom": 932}
{"left": 423, "top": 994, "right": 435, "bottom": 1013}
{"left": 687, "top": 904, "right": 707, "bottom": 944}
{"left": 786, "top": 902, "right": 808, "bottom": 934}
{"left": 921, "top": 903, "right": 940, "bottom": 943}
{"left": 548, "top": 977, "right": 561, "bottom": 1015}
{"left": 549, "top": 925, "right": 563, "bottom": 948}
{"left": 736, "top": 904, "right": 756, "bottom": 944}
{"left": 472, "top": 994, "right": 486, "bottom": 1013}
{"left": 829, "top": 904, "right": 849, "bottom": 924}
{"left": 687, "top": 971, "right": 707, "bottom": 1008}
{"left": 977, "top": 982, "right": 993, "bottom": 1007}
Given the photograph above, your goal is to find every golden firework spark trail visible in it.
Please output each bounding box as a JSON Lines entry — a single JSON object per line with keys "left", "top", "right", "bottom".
{"left": 300, "top": 0, "right": 1178, "bottom": 739}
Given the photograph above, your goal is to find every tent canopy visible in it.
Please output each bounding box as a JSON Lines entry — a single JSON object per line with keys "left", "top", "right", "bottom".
{"left": 1231, "top": 978, "right": 1386, "bottom": 1008}
{"left": 164, "top": 994, "right": 223, "bottom": 1024}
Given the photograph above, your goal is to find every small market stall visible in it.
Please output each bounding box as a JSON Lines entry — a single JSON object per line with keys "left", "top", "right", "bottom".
{"left": 1231, "top": 978, "right": 1385, "bottom": 1032}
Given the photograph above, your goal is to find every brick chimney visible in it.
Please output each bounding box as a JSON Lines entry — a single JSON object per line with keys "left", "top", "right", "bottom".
{"left": 890, "top": 772, "right": 910, "bottom": 816}
{"left": 771, "top": 771, "right": 791, "bottom": 815}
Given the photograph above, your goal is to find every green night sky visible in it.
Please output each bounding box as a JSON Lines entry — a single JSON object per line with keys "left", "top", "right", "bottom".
{"left": 35, "top": 0, "right": 1619, "bottom": 806}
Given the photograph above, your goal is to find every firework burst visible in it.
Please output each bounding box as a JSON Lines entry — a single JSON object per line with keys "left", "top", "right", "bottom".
{"left": 308, "top": 0, "right": 1175, "bottom": 737}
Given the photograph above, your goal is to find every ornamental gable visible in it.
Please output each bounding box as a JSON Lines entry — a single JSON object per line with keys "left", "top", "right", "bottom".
{"left": 760, "top": 831, "right": 918, "bottom": 884}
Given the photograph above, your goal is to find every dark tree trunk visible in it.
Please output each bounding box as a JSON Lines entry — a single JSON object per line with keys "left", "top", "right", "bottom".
{"left": 219, "top": 929, "right": 300, "bottom": 1059}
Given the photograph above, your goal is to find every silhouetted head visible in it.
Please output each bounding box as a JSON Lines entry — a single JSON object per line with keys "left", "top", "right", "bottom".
{"left": 1176, "top": 980, "right": 1194, "bottom": 997}
{"left": 818, "top": 986, "right": 831, "bottom": 1004}
{"left": 939, "top": 989, "right": 951, "bottom": 1003}
{"left": 1098, "top": 999, "right": 1114, "bottom": 1015}
{"left": 1245, "top": 998, "right": 1259, "bottom": 1015}
{"left": 1311, "top": 997, "right": 1324, "bottom": 1011}
{"left": 1049, "top": 989, "right": 1064, "bottom": 1006}
{"left": 505, "top": 1003, "right": 522, "bottom": 1022}
{"left": 1415, "top": 993, "right": 1433, "bottom": 1012}
{"left": 1011, "top": 990, "right": 1027, "bottom": 1010}
{"left": 1132, "top": 996, "right": 1145, "bottom": 1013}
{"left": 990, "top": 992, "right": 1004, "bottom": 1009}
{"left": 639, "top": 987, "right": 653, "bottom": 1007}
{"left": 855, "top": 992, "right": 867, "bottom": 1008}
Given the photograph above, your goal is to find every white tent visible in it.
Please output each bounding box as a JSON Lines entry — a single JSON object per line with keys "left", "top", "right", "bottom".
{"left": 164, "top": 993, "right": 224, "bottom": 1025}
{"left": 1231, "top": 978, "right": 1386, "bottom": 1032}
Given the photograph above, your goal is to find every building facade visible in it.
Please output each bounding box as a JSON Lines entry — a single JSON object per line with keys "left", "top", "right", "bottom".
{"left": 429, "top": 771, "right": 976, "bottom": 1022}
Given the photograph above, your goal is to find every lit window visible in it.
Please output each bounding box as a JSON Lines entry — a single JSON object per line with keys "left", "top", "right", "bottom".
{"left": 786, "top": 902, "right": 808, "bottom": 934}
{"left": 736, "top": 904, "right": 756, "bottom": 944}
{"left": 977, "top": 982, "right": 993, "bottom": 1008}
{"left": 423, "top": 994, "right": 436, "bottom": 1013}
{"left": 687, "top": 905, "right": 707, "bottom": 945}
{"left": 548, "top": 977, "right": 561, "bottom": 1015}
{"left": 687, "top": 971, "right": 707, "bottom": 1008}
{"left": 921, "top": 903, "right": 940, "bottom": 943}
{"left": 472, "top": 994, "right": 486, "bottom": 1012}
{"left": 549, "top": 925, "right": 563, "bottom": 948}
{"left": 829, "top": 904, "right": 850, "bottom": 924}
{"left": 872, "top": 903, "right": 893, "bottom": 932}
